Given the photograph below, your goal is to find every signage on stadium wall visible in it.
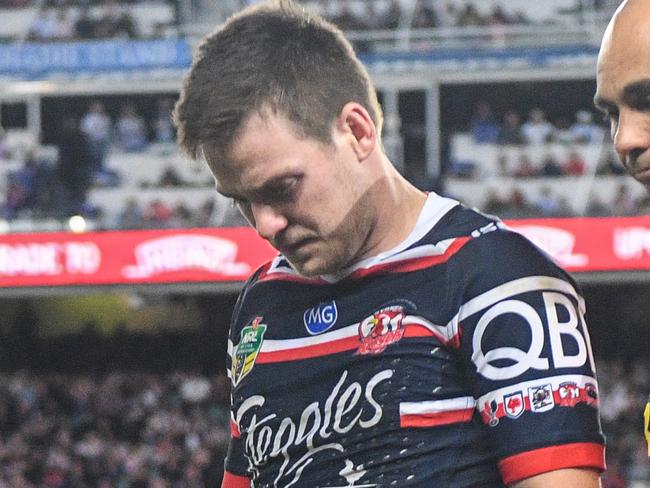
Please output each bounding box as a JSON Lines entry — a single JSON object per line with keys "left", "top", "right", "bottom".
{"left": 1, "top": 216, "right": 650, "bottom": 288}
{"left": 0, "top": 39, "right": 191, "bottom": 79}
{"left": 0, "top": 228, "right": 276, "bottom": 288}
{"left": 0, "top": 41, "right": 597, "bottom": 80}
{"left": 507, "top": 216, "right": 650, "bottom": 273}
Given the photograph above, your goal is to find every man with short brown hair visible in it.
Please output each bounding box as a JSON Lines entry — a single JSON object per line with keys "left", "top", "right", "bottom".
{"left": 175, "top": 2, "right": 605, "bottom": 486}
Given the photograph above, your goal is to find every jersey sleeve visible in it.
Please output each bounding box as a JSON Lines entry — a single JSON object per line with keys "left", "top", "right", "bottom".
{"left": 221, "top": 418, "right": 250, "bottom": 487}
{"left": 222, "top": 267, "right": 268, "bottom": 488}
{"left": 447, "top": 229, "right": 605, "bottom": 485}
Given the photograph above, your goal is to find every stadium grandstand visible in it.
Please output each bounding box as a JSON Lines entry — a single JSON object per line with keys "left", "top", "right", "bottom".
{"left": 0, "top": 0, "right": 648, "bottom": 486}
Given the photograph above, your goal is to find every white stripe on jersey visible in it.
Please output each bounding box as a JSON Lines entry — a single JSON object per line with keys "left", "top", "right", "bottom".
{"left": 258, "top": 315, "right": 450, "bottom": 353}
{"left": 448, "top": 275, "right": 585, "bottom": 328}
{"left": 400, "top": 396, "right": 476, "bottom": 416}
{"left": 261, "top": 324, "right": 359, "bottom": 352}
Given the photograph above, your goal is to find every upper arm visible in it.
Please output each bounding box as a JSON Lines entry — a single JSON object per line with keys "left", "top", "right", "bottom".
{"left": 511, "top": 468, "right": 601, "bottom": 488}
{"left": 448, "top": 229, "right": 605, "bottom": 484}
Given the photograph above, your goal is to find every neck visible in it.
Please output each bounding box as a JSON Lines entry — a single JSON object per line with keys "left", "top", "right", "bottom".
{"left": 356, "top": 159, "right": 428, "bottom": 261}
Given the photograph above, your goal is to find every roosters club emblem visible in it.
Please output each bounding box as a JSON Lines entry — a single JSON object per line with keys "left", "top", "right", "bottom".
{"left": 357, "top": 306, "right": 406, "bottom": 355}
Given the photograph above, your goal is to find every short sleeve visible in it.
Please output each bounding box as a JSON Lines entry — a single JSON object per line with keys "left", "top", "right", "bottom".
{"left": 447, "top": 230, "right": 605, "bottom": 484}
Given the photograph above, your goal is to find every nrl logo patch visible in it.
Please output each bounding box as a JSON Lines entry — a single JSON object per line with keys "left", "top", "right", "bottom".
{"left": 231, "top": 317, "right": 267, "bottom": 385}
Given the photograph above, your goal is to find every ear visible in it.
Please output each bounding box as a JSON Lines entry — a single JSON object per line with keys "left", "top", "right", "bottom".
{"left": 335, "top": 102, "right": 377, "bottom": 161}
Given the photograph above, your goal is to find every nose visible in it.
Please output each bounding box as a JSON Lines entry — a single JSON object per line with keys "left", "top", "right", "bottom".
{"left": 249, "top": 202, "right": 288, "bottom": 241}
{"left": 613, "top": 110, "right": 650, "bottom": 169}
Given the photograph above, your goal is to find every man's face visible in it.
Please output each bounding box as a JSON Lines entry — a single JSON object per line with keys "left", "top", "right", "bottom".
{"left": 595, "top": 0, "right": 650, "bottom": 191}
{"left": 202, "top": 110, "right": 375, "bottom": 277}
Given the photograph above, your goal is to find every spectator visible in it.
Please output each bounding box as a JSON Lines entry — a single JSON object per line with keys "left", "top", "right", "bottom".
{"left": 27, "top": 7, "right": 59, "bottom": 41}
{"left": 411, "top": 0, "right": 438, "bottom": 29}
{"left": 522, "top": 108, "right": 555, "bottom": 145}
{"left": 80, "top": 101, "right": 112, "bottom": 177}
{"left": 115, "top": 198, "right": 143, "bottom": 229}
{"left": 534, "top": 187, "right": 560, "bottom": 216}
{"left": 571, "top": 110, "right": 605, "bottom": 143}
{"left": 331, "top": 3, "right": 366, "bottom": 31}
{"left": 540, "top": 153, "right": 564, "bottom": 176}
{"left": 192, "top": 199, "right": 218, "bottom": 227}
{"left": 436, "top": 2, "right": 458, "bottom": 27}
{"left": 487, "top": 5, "right": 511, "bottom": 25}
{"left": 375, "top": 0, "right": 402, "bottom": 30}
{"left": 116, "top": 104, "right": 148, "bottom": 152}
{"left": 482, "top": 188, "right": 507, "bottom": 216}
{"left": 96, "top": 1, "right": 138, "bottom": 39}
{"left": 56, "top": 116, "right": 94, "bottom": 216}
{"left": 564, "top": 151, "right": 587, "bottom": 176}
{"left": 74, "top": 6, "right": 96, "bottom": 39}
{"left": 152, "top": 98, "right": 176, "bottom": 143}
{"left": 144, "top": 199, "right": 173, "bottom": 228}
{"left": 554, "top": 118, "right": 575, "bottom": 145}
{"left": 158, "top": 166, "right": 184, "bottom": 187}
{"left": 613, "top": 184, "right": 636, "bottom": 215}
{"left": 512, "top": 153, "right": 538, "bottom": 177}
{"left": 500, "top": 187, "right": 532, "bottom": 218}
{"left": 0, "top": 127, "right": 8, "bottom": 161}
{"left": 54, "top": 7, "right": 76, "bottom": 40}
{"left": 457, "top": 2, "right": 483, "bottom": 27}
{"left": 469, "top": 101, "right": 500, "bottom": 143}
{"left": 586, "top": 194, "right": 610, "bottom": 217}
{"left": 497, "top": 110, "right": 525, "bottom": 145}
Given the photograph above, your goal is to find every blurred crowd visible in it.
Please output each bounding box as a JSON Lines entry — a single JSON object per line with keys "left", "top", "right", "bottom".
{"left": 0, "top": 371, "right": 229, "bottom": 488}
{"left": 468, "top": 103, "right": 606, "bottom": 148}
{"left": 598, "top": 360, "right": 650, "bottom": 488}
{"left": 321, "top": 0, "right": 529, "bottom": 33}
{"left": 25, "top": 4, "right": 139, "bottom": 41}
{"left": 481, "top": 183, "right": 650, "bottom": 220}
{"left": 0, "top": 359, "right": 643, "bottom": 487}
{"left": 0, "top": 98, "right": 182, "bottom": 222}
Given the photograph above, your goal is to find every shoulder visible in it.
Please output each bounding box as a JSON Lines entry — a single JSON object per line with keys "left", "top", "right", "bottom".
{"left": 436, "top": 208, "right": 577, "bottom": 302}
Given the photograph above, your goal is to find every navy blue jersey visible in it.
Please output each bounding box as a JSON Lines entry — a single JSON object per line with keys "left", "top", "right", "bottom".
{"left": 224, "top": 194, "right": 605, "bottom": 488}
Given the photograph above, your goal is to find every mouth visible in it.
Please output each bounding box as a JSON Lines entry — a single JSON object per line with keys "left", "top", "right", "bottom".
{"left": 279, "top": 237, "right": 318, "bottom": 255}
{"left": 633, "top": 166, "right": 650, "bottom": 187}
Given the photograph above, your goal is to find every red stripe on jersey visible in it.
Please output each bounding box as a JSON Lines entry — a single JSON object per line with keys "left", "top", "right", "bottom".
{"left": 258, "top": 270, "right": 328, "bottom": 285}
{"left": 221, "top": 471, "right": 250, "bottom": 488}
{"left": 229, "top": 419, "right": 241, "bottom": 438}
{"left": 256, "top": 324, "right": 437, "bottom": 364}
{"left": 348, "top": 237, "right": 471, "bottom": 280}
{"left": 400, "top": 408, "right": 475, "bottom": 428}
{"left": 499, "top": 442, "right": 605, "bottom": 485}
{"left": 256, "top": 336, "right": 360, "bottom": 363}
{"left": 256, "top": 237, "right": 472, "bottom": 284}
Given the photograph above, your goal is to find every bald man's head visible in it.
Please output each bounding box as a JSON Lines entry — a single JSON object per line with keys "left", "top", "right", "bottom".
{"left": 595, "top": 0, "right": 650, "bottom": 192}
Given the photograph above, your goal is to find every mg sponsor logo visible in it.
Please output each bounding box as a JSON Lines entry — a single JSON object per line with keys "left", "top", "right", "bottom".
{"left": 303, "top": 301, "right": 338, "bottom": 335}
{"left": 510, "top": 225, "right": 588, "bottom": 268}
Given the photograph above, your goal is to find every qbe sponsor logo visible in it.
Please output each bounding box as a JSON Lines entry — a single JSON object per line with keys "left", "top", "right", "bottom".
{"left": 472, "top": 291, "right": 596, "bottom": 380}
{"left": 303, "top": 301, "right": 338, "bottom": 335}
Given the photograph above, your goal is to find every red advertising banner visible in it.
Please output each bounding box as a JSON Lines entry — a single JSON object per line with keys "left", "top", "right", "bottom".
{"left": 0, "top": 228, "right": 276, "bottom": 288}
{"left": 507, "top": 215, "right": 650, "bottom": 272}
{"left": 1, "top": 216, "right": 649, "bottom": 288}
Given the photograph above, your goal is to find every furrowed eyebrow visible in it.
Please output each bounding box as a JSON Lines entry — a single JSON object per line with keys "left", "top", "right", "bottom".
{"left": 216, "top": 174, "right": 296, "bottom": 201}
{"left": 622, "top": 79, "right": 650, "bottom": 106}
